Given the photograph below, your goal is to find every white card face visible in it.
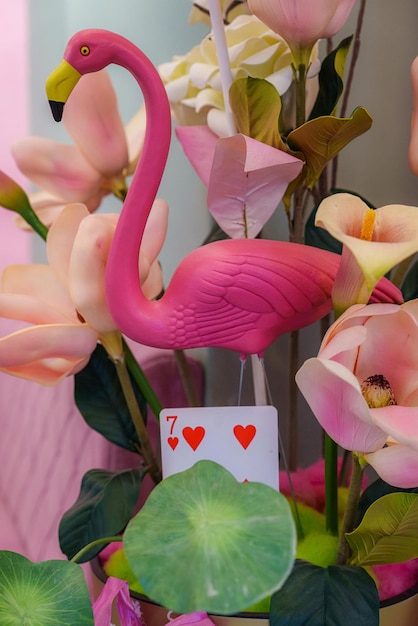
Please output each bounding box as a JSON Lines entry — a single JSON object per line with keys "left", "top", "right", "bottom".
{"left": 160, "top": 406, "right": 279, "bottom": 490}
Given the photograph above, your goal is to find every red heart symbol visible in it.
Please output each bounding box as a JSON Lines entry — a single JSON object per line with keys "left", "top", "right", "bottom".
{"left": 168, "top": 436, "right": 179, "bottom": 451}
{"left": 233, "top": 424, "right": 256, "bottom": 449}
{"left": 182, "top": 426, "right": 205, "bottom": 451}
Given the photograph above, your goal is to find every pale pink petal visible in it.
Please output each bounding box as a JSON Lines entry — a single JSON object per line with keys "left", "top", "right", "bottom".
{"left": 141, "top": 260, "right": 164, "bottom": 300}
{"left": 69, "top": 212, "right": 118, "bottom": 333}
{"left": 369, "top": 406, "right": 418, "bottom": 451}
{"left": 140, "top": 198, "right": 169, "bottom": 276}
{"left": 207, "top": 134, "right": 303, "bottom": 238}
{"left": 47, "top": 203, "right": 90, "bottom": 288}
{"left": 125, "top": 105, "right": 147, "bottom": 174}
{"left": 365, "top": 445, "right": 418, "bottom": 488}
{"left": 176, "top": 125, "right": 218, "bottom": 186}
{"left": 409, "top": 56, "right": 418, "bottom": 176}
{"left": 295, "top": 357, "right": 388, "bottom": 452}
{"left": 63, "top": 70, "right": 129, "bottom": 177}
{"left": 1, "top": 264, "right": 76, "bottom": 321}
{"left": 0, "top": 324, "right": 98, "bottom": 385}
{"left": 12, "top": 137, "right": 101, "bottom": 202}
{"left": 0, "top": 293, "right": 73, "bottom": 325}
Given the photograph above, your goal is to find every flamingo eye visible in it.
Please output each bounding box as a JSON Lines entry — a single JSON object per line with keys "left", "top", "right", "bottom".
{"left": 80, "top": 45, "right": 90, "bottom": 56}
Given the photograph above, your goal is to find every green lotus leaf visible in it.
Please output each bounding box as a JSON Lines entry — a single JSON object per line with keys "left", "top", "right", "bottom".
{"left": 0, "top": 551, "right": 93, "bottom": 625}
{"left": 287, "top": 106, "right": 373, "bottom": 188}
{"left": 346, "top": 492, "right": 418, "bottom": 566}
{"left": 123, "top": 460, "right": 296, "bottom": 615}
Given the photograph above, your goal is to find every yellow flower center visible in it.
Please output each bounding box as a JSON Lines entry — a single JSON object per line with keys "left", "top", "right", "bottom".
{"left": 360, "top": 374, "right": 396, "bottom": 408}
{"left": 359, "top": 208, "right": 376, "bottom": 241}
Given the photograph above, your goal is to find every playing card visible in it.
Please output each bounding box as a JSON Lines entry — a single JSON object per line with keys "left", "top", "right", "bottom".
{"left": 160, "top": 406, "right": 279, "bottom": 490}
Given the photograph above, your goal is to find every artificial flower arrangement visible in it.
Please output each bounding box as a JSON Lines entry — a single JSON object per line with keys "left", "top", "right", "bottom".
{"left": 0, "top": 1, "right": 418, "bottom": 625}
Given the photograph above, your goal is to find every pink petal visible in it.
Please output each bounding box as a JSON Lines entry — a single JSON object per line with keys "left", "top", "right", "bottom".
{"left": 125, "top": 104, "right": 147, "bottom": 174}
{"left": 1, "top": 264, "right": 76, "bottom": 321}
{"left": 365, "top": 445, "right": 418, "bottom": 488}
{"left": 47, "top": 203, "right": 90, "bottom": 288}
{"left": 93, "top": 577, "right": 142, "bottom": 626}
{"left": 69, "top": 212, "right": 119, "bottom": 333}
{"left": 0, "top": 324, "right": 98, "bottom": 385}
{"left": 63, "top": 70, "right": 129, "bottom": 177}
{"left": 207, "top": 134, "right": 303, "bottom": 238}
{"left": 12, "top": 137, "right": 101, "bottom": 202}
{"left": 369, "top": 405, "right": 418, "bottom": 450}
{"left": 176, "top": 125, "right": 218, "bottom": 186}
{"left": 295, "top": 358, "right": 388, "bottom": 452}
{"left": 140, "top": 198, "right": 169, "bottom": 277}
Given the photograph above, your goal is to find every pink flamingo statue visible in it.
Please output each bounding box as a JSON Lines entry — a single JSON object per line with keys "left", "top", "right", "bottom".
{"left": 44, "top": 30, "right": 343, "bottom": 355}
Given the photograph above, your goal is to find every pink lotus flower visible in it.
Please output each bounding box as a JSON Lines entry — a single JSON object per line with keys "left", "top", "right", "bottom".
{"left": 11, "top": 70, "right": 146, "bottom": 228}
{"left": 315, "top": 192, "right": 418, "bottom": 315}
{"left": 247, "top": 0, "right": 356, "bottom": 65}
{"left": 296, "top": 301, "right": 418, "bottom": 488}
{"left": 0, "top": 199, "right": 167, "bottom": 384}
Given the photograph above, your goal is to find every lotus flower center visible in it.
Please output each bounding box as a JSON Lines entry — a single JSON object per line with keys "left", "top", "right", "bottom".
{"left": 359, "top": 208, "right": 376, "bottom": 241}
{"left": 361, "top": 374, "right": 396, "bottom": 408}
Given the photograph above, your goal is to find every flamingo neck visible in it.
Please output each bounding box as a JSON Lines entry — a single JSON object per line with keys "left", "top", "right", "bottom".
{"left": 105, "top": 38, "right": 171, "bottom": 334}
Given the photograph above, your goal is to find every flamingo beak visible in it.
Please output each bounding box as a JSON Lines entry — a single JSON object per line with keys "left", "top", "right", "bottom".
{"left": 45, "top": 59, "right": 81, "bottom": 122}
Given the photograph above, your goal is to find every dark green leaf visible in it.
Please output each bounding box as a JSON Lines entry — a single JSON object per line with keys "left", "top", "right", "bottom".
{"left": 309, "top": 36, "right": 353, "bottom": 119}
{"left": 270, "top": 560, "right": 379, "bottom": 626}
{"left": 75, "top": 344, "right": 147, "bottom": 451}
{"left": 401, "top": 259, "right": 418, "bottom": 301}
{"left": 124, "top": 460, "right": 296, "bottom": 615}
{"left": 59, "top": 467, "right": 145, "bottom": 562}
{"left": 0, "top": 551, "right": 93, "bottom": 624}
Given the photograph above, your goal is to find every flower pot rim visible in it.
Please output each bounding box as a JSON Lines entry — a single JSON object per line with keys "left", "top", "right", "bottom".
{"left": 91, "top": 556, "right": 418, "bottom": 616}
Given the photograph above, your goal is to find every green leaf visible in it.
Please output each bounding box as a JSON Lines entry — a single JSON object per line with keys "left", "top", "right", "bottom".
{"left": 0, "top": 551, "right": 93, "bottom": 625}
{"left": 229, "top": 77, "right": 285, "bottom": 149}
{"left": 124, "top": 460, "right": 296, "bottom": 615}
{"left": 75, "top": 344, "right": 146, "bottom": 452}
{"left": 309, "top": 36, "right": 353, "bottom": 119}
{"left": 270, "top": 560, "right": 379, "bottom": 626}
{"left": 287, "top": 107, "right": 373, "bottom": 188}
{"left": 59, "top": 467, "right": 145, "bottom": 562}
{"left": 401, "top": 259, "right": 418, "bottom": 301}
{"left": 347, "top": 492, "right": 418, "bottom": 566}
{"left": 357, "top": 477, "right": 418, "bottom": 524}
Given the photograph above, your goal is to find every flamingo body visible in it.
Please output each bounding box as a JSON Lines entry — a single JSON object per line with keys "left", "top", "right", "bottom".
{"left": 46, "top": 29, "right": 343, "bottom": 355}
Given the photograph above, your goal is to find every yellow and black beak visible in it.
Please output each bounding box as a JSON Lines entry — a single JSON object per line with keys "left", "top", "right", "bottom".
{"left": 45, "top": 59, "right": 81, "bottom": 121}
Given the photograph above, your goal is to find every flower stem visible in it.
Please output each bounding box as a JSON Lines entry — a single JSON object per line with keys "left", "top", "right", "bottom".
{"left": 113, "top": 354, "right": 162, "bottom": 484}
{"left": 336, "top": 452, "right": 364, "bottom": 564}
{"left": 325, "top": 433, "right": 339, "bottom": 535}
{"left": 70, "top": 536, "right": 122, "bottom": 564}
{"left": 122, "top": 338, "right": 163, "bottom": 421}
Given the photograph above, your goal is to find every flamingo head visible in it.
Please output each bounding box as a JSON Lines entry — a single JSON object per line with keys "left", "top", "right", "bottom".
{"left": 46, "top": 29, "right": 117, "bottom": 122}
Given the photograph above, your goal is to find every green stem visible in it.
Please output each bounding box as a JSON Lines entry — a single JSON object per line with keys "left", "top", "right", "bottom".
{"left": 122, "top": 338, "right": 163, "bottom": 421}
{"left": 174, "top": 349, "right": 201, "bottom": 407}
{"left": 336, "top": 453, "right": 364, "bottom": 564}
{"left": 325, "top": 433, "right": 339, "bottom": 535}
{"left": 113, "top": 354, "right": 162, "bottom": 484}
{"left": 70, "top": 536, "right": 122, "bottom": 564}
{"left": 294, "top": 63, "right": 307, "bottom": 129}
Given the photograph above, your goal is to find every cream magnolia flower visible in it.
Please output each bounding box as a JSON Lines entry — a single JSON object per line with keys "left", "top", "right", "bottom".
{"left": 159, "top": 14, "right": 319, "bottom": 137}
{"left": 315, "top": 193, "right": 418, "bottom": 314}
{"left": 11, "top": 71, "right": 146, "bottom": 229}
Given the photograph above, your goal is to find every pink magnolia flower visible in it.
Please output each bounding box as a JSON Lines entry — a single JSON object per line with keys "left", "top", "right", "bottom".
{"left": 11, "top": 70, "right": 146, "bottom": 228}
{"left": 247, "top": 0, "right": 356, "bottom": 65}
{"left": 315, "top": 193, "right": 418, "bottom": 315}
{"left": 296, "top": 300, "right": 418, "bottom": 488}
{"left": 0, "top": 199, "right": 167, "bottom": 385}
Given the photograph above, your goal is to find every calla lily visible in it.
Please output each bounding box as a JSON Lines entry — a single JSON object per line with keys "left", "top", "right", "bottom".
{"left": 93, "top": 576, "right": 142, "bottom": 626}
{"left": 315, "top": 193, "right": 418, "bottom": 314}
{"left": 408, "top": 56, "right": 418, "bottom": 176}
{"left": 0, "top": 199, "right": 168, "bottom": 385}
{"left": 296, "top": 300, "right": 418, "bottom": 488}
{"left": 247, "top": 0, "right": 356, "bottom": 67}
{"left": 11, "top": 70, "right": 146, "bottom": 228}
